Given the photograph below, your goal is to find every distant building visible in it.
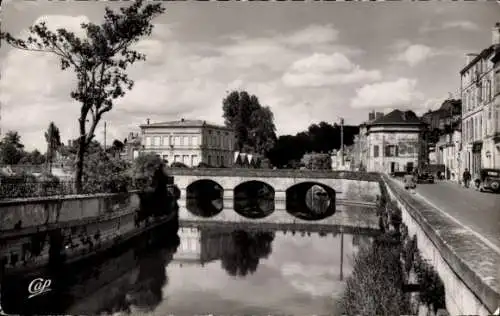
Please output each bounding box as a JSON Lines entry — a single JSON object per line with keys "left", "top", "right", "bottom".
{"left": 364, "top": 110, "right": 426, "bottom": 173}
{"left": 121, "top": 132, "right": 141, "bottom": 161}
{"left": 139, "top": 118, "right": 235, "bottom": 167}
{"left": 460, "top": 22, "right": 500, "bottom": 176}
{"left": 353, "top": 111, "right": 384, "bottom": 170}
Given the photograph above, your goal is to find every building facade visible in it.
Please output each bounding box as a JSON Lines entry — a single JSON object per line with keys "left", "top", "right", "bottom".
{"left": 139, "top": 119, "right": 235, "bottom": 167}
{"left": 354, "top": 111, "right": 384, "bottom": 170}
{"left": 460, "top": 23, "right": 500, "bottom": 178}
{"left": 365, "top": 110, "right": 426, "bottom": 173}
{"left": 435, "top": 129, "right": 462, "bottom": 182}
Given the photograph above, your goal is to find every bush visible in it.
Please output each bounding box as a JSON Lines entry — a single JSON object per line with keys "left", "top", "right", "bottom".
{"left": 170, "top": 162, "right": 189, "bottom": 168}
{"left": 82, "top": 152, "right": 132, "bottom": 194}
{"left": 132, "top": 153, "right": 169, "bottom": 191}
{"left": 301, "top": 153, "right": 332, "bottom": 170}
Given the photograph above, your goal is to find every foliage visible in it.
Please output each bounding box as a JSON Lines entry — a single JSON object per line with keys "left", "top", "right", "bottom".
{"left": 0, "top": 131, "right": 26, "bottom": 165}
{"left": 81, "top": 151, "right": 132, "bottom": 193}
{"left": 44, "top": 122, "right": 62, "bottom": 162}
{"left": 267, "top": 122, "right": 359, "bottom": 168}
{"left": 301, "top": 152, "right": 332, "bottom": 170}
{"left": 1, "top": 0, "right": 165, "bottom": 192}
{"left": 197, "top": 162, "right": 213, "bottom": 168}
{"left": 170, "top": 162, "right": 189, "bottom": 168}
{"left": 132, "top": 153, "right": 168, "bottom": 191}
{"left": 108, "top": 139, "right": 125, "bottom": 157}
{"left": 222, "top": 90, "right": 277, "bottom": 155}
{"left": 18, "top": 149, "right": 46, "bottom": 165}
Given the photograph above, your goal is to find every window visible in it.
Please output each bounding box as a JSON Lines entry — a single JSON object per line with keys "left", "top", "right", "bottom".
{"left": 183, "top": 155, "right": 189, "bottom": 165}
{"left": 183, "top": 136, "right": 189, "bottom": 146}
{"left": 216, "top": 156, "right": 220, "bottom": 166}
{"left": 162, "top": 136, "right": 169, "bottom": 146}
{"left": 145, "top": 137, "right": 151, "bottom": 146}
{"left": 162, "top": 155, "right": 168, "bottom": 163}
{"left": 174, "top": 155, "right": 180, "bottom": 162}
{"left": 191, "top": 136, "right": 198, "bottom": 146}
{"left": 495, "top": 70, "right": 500, "bottom": 96}
{"left": 174, "top": 136, "right": 181, "bottom": 146}
{"left": 190, "top": 155, "right": 197, "bottom": 167}
{"left": 385, "top": 145, "right": 397, "bottom": 157}
{"left": 154, "top": 136, "right": 161, "bottom": 146}
{"left": 373, "top": 145, "right": 380, "bottom": 158}
{"left": 208, "top": 155, "right": 212, "bottom": 165}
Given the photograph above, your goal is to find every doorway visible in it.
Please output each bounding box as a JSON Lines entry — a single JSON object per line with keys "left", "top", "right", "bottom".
{"left": 390, "top": 162, "right": 396, "bottom": 173}
{"left": 406, "top": 162, "right": 414, "bottom": 173}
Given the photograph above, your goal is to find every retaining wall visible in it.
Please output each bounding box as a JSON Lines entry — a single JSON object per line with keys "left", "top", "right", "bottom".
{"left": 383, "top": 175, "right": 500, "bottom": 315}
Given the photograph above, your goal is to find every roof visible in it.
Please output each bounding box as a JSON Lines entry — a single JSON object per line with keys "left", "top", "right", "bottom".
{"left": 460, "top": 45, "right": 496, "bottom": 75}
{"left": 369, "top": 109, "right": 424, "bottom": 126}
{"left": 139, "top": 119, "right": 232, "bottom": 131}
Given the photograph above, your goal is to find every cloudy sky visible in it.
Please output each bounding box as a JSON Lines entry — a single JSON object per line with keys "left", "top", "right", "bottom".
{"left": 1, "top": 1, "right": 499, "bottom": 151}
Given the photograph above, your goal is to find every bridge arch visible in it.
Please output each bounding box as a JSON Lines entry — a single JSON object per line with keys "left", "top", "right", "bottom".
{"left": 285, "top": 182, "right": 336, "bottom": 220}
{"left": 185, "top": 179, "right": 224, "bottom": 217}
{"left": 233, "top": 180, "right": 275, "bottom": 219}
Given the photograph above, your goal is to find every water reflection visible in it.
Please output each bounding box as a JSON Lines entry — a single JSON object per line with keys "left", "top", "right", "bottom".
{"left": 2, "top": 221, "right": 374, "bottom": 316}
{"left": 234, "top": 181, "right": 275, "bottom": 219}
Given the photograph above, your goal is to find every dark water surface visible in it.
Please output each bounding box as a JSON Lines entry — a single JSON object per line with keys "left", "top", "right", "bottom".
{"left": 1, "top": 217, "right": 373, "bottom": 316}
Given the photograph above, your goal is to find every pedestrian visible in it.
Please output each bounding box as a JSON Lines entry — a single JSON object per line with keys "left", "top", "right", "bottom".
{"left": 404, "top": 170, "right": 417, "bottom": 194}
{"left": 463, "top": 168, "right": 472, "bottom": 188}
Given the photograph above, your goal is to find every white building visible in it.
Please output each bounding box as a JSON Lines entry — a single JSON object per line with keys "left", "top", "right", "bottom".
{"left": 365, "top": 110, "right": 426, "bottom": 173}
{"left": 139, "top": 118, "right": 235, "bottom": 167}
{"left": 460, "top": 22, "right": 500, "bottom": 177}
{"left": 436, "top": 129, "right": 462, "bottom": 182}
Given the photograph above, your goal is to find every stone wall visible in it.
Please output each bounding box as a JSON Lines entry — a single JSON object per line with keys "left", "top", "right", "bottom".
{"left": 0, "top": 193, "right": 139, "bottom": 232}
{"left": 382, "top": 175, "right": 500, "bottom": 315}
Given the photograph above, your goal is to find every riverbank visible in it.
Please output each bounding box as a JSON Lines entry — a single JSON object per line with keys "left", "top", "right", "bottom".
{"left": 342, "top": 189, "right": 448, "bottom": 316}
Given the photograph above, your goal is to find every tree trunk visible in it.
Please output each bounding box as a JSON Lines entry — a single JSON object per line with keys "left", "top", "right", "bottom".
{"left": 74, "top": 119, "right": 86, "bottom": 194}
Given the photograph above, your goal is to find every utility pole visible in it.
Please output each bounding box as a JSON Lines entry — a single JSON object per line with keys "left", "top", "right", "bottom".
{"left": 340, "top": 118, "right": 345, "bottom": 167}
{"left": 103, "top": 121, "right": 107, "bottom": 152}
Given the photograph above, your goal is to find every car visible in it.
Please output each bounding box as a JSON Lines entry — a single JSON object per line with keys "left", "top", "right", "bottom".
{"left": 477, "top": 168, "right": 500, "bottom": 193}
{"left": 417, "top": 172, "right": 435, "bottom": 184}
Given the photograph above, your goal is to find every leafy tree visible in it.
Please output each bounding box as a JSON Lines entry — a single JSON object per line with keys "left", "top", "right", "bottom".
{"left": 44, "top": 122, "right": 62, "bottom": 173}
{"left": 0, "top": 131, "right": 26, "bottom": 165}
{"left": 222, "top": 90, "right": 277, "bottom": 155}
{"left": 301, "top": 153, "right": 332, "bottom": 170}
{"left": 82, "top": 151, "right": 131, "bottom": 193}
{"left": 132, "top": 153, "right": 167, "bottom": 191}
{"left": 1, "top": 0, "right": 165, "bottom": 192}
{"left": 18, "top": 149, "right": 46, "bottom": 165}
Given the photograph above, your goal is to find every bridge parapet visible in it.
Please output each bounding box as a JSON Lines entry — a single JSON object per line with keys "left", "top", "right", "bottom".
{"left": 383, "top": 175, "right": 500, "bottom": 315}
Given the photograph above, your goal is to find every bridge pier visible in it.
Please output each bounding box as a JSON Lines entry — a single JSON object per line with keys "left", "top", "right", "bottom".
{"left": 223, "top": 190, "right": 233, "bottom": 210}
{"left": 275, "top": 191, "right": 286, "bottom": 210}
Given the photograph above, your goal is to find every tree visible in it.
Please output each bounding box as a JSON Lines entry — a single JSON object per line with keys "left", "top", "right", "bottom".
{"left": 0, "top": 131, "right": 26, "bottom": 165}
{"left": 44, "top": 122, "right": 62, "bottom": 173}
{"left": 222, "top": 90, "right": 277, "bottom": 155}
{"left": 18, "top": 149, "right": 46, "bottom": 165}
{"left": 1, "top": 0, "right": 165, "bottom": 192}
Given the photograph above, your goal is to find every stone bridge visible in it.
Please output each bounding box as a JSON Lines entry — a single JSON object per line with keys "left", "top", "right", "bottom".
{"left": 168, "top": 168, "right": 382, "bottom": 231}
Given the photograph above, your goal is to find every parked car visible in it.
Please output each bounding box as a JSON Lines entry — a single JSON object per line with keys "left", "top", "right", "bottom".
{"left": 477, "top": 168, "right": 500, "bottom": 193}
{"left": 417, "top": 172, "right": 435, "bottom": 184}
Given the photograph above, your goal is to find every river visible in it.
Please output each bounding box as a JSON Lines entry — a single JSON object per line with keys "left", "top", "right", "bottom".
{"left": 1, "top": 208, "right": 374, "bottom": 316}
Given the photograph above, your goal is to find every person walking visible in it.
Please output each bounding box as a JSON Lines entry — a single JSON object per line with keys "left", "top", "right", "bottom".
{"left": 462, "top": 168, "right": 472, "bottom": 188}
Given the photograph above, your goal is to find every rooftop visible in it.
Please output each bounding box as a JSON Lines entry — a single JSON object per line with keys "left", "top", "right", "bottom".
{"left": 369, "top": 109, "right": 424, "bottom": 126}
{"left": 139, "top": 119, "right": 232, "bottom": 130}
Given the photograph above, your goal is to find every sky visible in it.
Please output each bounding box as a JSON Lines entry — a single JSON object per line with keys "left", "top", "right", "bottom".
{"left": 1, "top": 1, "right": 500, "bottom": 151}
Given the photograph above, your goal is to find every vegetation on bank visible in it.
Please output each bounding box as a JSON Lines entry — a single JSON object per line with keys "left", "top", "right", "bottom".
{"left": 342, "top": 189, "right": 447, "bottom": 316}
{"left": 0, "top": 153, "right": 168, "bottom": 199}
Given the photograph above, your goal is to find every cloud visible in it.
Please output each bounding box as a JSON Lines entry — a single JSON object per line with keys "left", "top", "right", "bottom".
{"left": 419, "top": 20, "right": 480, "bottom": 33}
{"left": 350, "top": 78, "right": 424, "bottom": 109}
{"left": 393, "top": 42, "right": 459, "bottom": 67}
{"left": 395, "top": 44, "right": 434, "bottom": 67}
{"left": 282, "top": 53, "right": 381, "bottom": 88}
{"left": 2, "top": 15, "right": 367, "bottom": 150}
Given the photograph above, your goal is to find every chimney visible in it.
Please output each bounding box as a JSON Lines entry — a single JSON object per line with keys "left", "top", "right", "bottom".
{"left": 492, "top": 22, "right": 500, "bottom": 45}
{"left": 465, "top": 53, "right": 478, "bottom": 65}
{"left": 146, "top": 118, "right": 150, "bottom": 125}
{"left": 368, "top": 111, "right": 375, "bottom": 121}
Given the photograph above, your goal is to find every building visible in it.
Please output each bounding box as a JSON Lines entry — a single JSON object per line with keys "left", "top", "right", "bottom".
{"left": 120, "top": 132, "right": 142, "bottom": 161}
{"left": 364, "top": 110, "right": 426, "bottom": 173}
{"left": 460, "top": 22, "right": 500, "bottom": 177}
{"left": 420, "top": 99, "right": 462, "bottom": 177}
{"left": 139, "top": 118, "right": 235, "bottom": 167}
{"left": 354, "top": 111, "right": 384, "bottom": 170}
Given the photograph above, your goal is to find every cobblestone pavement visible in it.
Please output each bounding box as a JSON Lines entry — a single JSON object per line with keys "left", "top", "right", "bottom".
{"left": 414, "top": 180, "right": 500, "bottom": 252}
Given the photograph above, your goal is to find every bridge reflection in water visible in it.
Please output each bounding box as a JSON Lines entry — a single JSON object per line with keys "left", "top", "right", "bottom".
{"left": 1, "top": 217, "right": 375, "bottom": 316}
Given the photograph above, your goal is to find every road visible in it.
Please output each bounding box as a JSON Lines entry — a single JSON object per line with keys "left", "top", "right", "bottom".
{"left": 414, "top": 181, "right": 500, "bottom": 252}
